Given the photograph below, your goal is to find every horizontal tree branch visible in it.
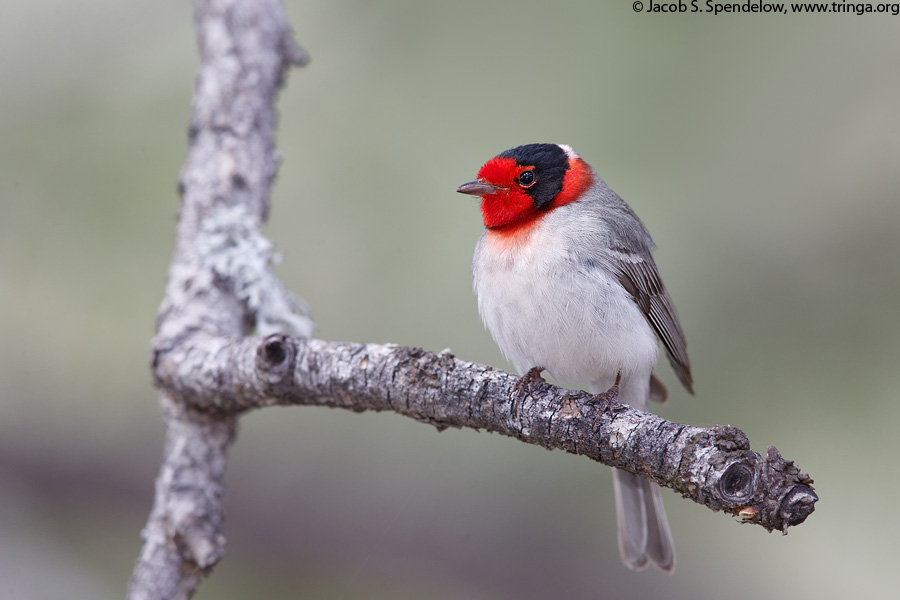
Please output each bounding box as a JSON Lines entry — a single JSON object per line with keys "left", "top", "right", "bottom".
{"left": 152, "top": 333, "right": 818, "bottom": 535}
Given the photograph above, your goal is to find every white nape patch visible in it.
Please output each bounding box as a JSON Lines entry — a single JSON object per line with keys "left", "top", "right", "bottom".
{"left": 557, "top": 144, "right": 579, "bottom": 160}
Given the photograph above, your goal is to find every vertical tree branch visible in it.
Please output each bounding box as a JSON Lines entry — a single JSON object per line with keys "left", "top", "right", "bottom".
{"left": 128, "top": 1, "right": 308, "bottom": 598}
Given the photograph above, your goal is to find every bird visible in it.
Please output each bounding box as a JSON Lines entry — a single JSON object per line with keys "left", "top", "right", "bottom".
{"left": 456, "top": 143, "right": 693, "bottom": 573}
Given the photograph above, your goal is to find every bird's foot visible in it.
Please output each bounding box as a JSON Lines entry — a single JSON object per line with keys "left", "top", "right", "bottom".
{"left": 511, "top": 367, "right": 545, "bottom": 418}
{"left": 589, "top": 373, "right": 621, "bottom": 429}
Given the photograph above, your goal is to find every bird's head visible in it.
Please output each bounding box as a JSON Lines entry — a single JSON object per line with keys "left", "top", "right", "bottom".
{"left": 457, "top": 143, "right": 594, "bottom": 230}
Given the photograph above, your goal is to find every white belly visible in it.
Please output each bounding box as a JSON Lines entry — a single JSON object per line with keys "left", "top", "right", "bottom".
{"left": 473, "top": 218, "right": 659, "bottom": 390}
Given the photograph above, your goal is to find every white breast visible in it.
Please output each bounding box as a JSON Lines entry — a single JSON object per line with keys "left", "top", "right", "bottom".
{"left": 472, "top": 203, "right": 659, "bottom": 390}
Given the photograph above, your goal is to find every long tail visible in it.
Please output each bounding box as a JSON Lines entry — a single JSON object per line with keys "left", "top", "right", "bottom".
{"left": 592, "top": 375, "right": 675, "bottom": 573}
{"left": 612, "top": 468, "right": 674, "bottom": 572}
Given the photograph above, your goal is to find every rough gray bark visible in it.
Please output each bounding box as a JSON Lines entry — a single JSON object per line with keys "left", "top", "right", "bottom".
{"left": 128, "top": 1, "right": 310, "bottom": 598}
{"left": 129, "top": 0, "right": 817, "bottom": 598}
{"left": 157, "top": 334, "right": 817, "bottom": 534}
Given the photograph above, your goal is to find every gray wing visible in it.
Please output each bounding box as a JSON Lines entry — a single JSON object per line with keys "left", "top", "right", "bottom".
{"left": 565, "top": 177, "right": 693, "bottom": 393}
{"left": 614, "top": 249, "right": 694, "bottom": 394}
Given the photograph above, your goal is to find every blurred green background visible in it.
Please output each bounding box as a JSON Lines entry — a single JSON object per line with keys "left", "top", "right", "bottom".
{"left": 2, "top": 0, "right": 898, "bottom": 598}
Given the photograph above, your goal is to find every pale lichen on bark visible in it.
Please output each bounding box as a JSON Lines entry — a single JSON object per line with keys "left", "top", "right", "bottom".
{"left": 129, "top": 1, "right": 310, "bottom": 598}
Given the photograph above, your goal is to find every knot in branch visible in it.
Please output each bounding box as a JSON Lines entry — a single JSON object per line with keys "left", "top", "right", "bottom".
{"left": 778, "top": 485, "right": 818, "bottom": 532}
{"left": 256, "top": 334, "right": 296, "bottom": 394}
{"left": 718, "top": 462, "right": 757, "bottom": 503}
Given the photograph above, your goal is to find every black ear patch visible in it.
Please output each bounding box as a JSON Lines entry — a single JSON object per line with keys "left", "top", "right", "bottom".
{"left": 497, "top": 143, "right": 570, "bottom": 209}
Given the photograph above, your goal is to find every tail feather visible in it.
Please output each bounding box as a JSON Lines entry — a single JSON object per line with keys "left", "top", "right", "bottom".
{"left": 612, "top": 469, "right": 675, "bottom": 573}
{"left": 644, "top": 476, "right": 675, "bottom": 572}
{"left": 595, "top": 374, "right": 675, "bottom": 573}
{"left": 612, "top": 468, "right": 649, "bottom": 570}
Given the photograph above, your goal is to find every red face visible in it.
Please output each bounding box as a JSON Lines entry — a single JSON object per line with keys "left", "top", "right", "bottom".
{"left": 472, "top": 152, "right": 593, "bottom": 231}
{"left": 475, "top": 156, "right": 540, "bottom": 229}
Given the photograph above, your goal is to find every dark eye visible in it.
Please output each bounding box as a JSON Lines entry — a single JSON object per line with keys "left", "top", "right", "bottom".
{"left": 517, "top": 170, "right": 535, "bottom": 188}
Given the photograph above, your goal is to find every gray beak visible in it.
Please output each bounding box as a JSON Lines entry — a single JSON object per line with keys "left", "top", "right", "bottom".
{"left": 456, "top": 179, "right": 503, "bottom": 196}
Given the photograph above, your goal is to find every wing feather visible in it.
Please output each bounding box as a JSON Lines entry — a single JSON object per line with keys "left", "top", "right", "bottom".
{"left": 614, "top": 250, "right": 693, "bottom": 394}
